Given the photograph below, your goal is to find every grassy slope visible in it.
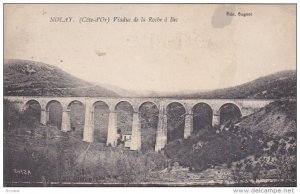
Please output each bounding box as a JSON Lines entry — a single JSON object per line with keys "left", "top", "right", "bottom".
{"left": 4, "top": 59, "right": 118, "bottom": 97}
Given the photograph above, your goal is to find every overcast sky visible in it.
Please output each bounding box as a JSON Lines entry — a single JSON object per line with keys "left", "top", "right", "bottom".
{"left": 4, "top": 4, "right": 296, "bottom": 92}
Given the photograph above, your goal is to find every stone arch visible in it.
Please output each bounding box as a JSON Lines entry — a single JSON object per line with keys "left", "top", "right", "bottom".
{"left": 139, "top": 101, "right": 159, "bottom": 152}
{"left": 46, "top": 100, "right": 63, "bottom": 130}
{"left": 92, "top": 101, "right": 110, "bottom": 143}
{"left": 25, "top": 99, "right": 41, "bottom": 108}
{"left": 67, "top": 100, "right": 85, "bottom": 109}
{"left": 166, "top": 102, "right": 186, "bottom": 143}
{"left": 138, "top": 101, "right": 159, "bottom": 111}
{"left": 192, "top": 103, "right": 213, "bottom": 133}
{"left": 67, "top": 100, "right": 85, "bottom": 136}
{"left": 25, "top": 99, "right": 42, "bottom": 122}
{"left": 115, "top": 101, "right": 134, "bottom": 147}
{"left": 219, "top": 103, "right": 242, "bottom": 127}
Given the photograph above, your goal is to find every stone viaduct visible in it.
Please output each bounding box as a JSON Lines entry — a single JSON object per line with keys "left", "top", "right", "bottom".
{"left": 4, "top": 96, "right": 273, "bottom": 151}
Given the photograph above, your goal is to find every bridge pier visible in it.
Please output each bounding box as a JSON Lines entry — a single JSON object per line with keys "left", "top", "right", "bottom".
{"left": 130, "top": 111, "right": 141, "bottom": 150}
{"left": 212, "top": 110, "right": 220, "bottom": 126}
{"left": 83, "top": 102, "right": 94, "bottom": 142}
{"left": 155, "top": 104, "right": 167, "bottom": 151}
{"left": 106, "top": 110, "right": 118, "bottom": 147}
{"left": 184, "top": 105, "right": 193, "bottom": 139}
{"left": 184, "top": 113, "right": 193, "bottom": 139}
{"left": 61, "top": 110, "right": 71, "bottom": 132}
{"left": 40, "top": 109, "right": 48, "bottom": 125}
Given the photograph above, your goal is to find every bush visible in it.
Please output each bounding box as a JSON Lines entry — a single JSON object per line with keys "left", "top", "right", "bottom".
{"left": 164, "top": 127, "right": 264, "bottom": 171}
{"left": 4, "top": 99, "right": 22, "bottom": 130}
{"left": 4, "top": 99, "right": 40, "bottom": 131}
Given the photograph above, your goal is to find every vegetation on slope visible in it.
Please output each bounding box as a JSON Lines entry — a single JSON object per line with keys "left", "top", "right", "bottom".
{"left": 164, "top": 99, "right": 296, "bottom": 184}
{"left": 164, "top": 127, "right": 263, "bottom": 171}
{"left": 238, "top": 100, "right": 296, "bottom": 136}
{"left": 4, "top": 100, "right": 168, "bottom": 185}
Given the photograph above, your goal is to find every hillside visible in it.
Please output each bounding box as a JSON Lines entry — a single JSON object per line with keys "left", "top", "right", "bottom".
{"left": 4, "top": 59, "right": 296, "bottom": 99}
{"left": 4, "top": 59, "right": 118, "bottom": 97}
{"left": 238, "top": 100, "right": 296, "bottom": 137}
{"left": 168, "top": 70, "right": 296, "bottom": 99}
{"left": 164, "top": 99, "right": 296, "bottom": 177}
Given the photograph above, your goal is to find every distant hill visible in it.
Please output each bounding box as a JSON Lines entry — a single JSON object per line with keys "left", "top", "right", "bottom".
{"left": 167, "top": 70, "right": 296, "bottom": 99}
{"left": 95, "top": 82, "right": 141, "bottom": 97}
{"left": 96, "top": 82, "right": 167, "bottom": 97}
{"left": 4, "top": 59, "right": 296, "bottom": 99}
{"left": 100, "top": 70, "right": 296, "bottom": 99}
{"left": 4, "top": 59, "right": 119, "bottom": 97}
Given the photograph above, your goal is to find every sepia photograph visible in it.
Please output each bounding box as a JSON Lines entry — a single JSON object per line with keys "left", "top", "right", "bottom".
{"left": 2, "top": 3, "right": 297, "bottom": 188}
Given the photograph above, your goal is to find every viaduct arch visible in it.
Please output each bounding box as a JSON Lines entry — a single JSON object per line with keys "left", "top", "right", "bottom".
{"left": 192, "top": 103, "right": 213, "bottom": 133}
{"left": 166, "top": 102, "right": 186, "bottom": 143}
{"left": 139, "top": 101, "right": 159, "bottom": 151}
{"left": 25, "top": 100, "right": 41, "bottom": 122}
{"left": 46, "top": 100, "right": 63, "bottom": 129}
{"left": 5, "top": 96, "right": 274, "bottom": 151}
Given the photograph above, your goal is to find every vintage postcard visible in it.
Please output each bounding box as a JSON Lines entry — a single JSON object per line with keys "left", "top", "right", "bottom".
{"left": 3, "top": 3, "right": 296, "bottom": 188}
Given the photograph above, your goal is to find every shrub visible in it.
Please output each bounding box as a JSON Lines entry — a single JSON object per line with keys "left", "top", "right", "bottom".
{"left": 164, "top": 127, "right": 264, "bottom": 172}
{"left": 4, "top": 99, "right": 40, "bottom": 131}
